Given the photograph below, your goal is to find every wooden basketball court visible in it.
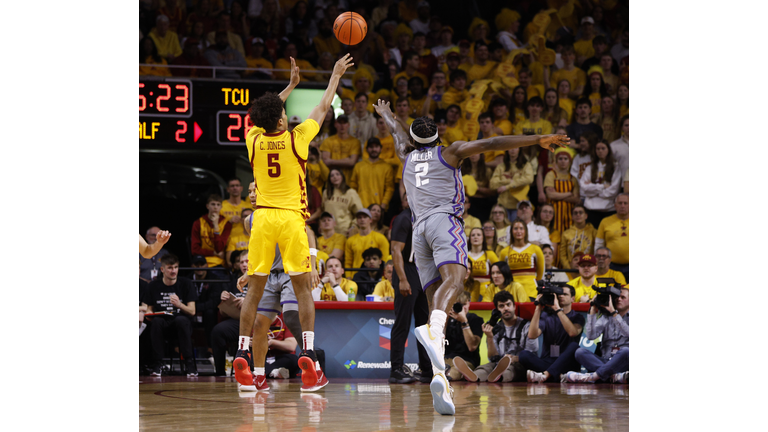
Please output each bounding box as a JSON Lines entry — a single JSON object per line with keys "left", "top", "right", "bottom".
{"left": 139, "top": 377, "right": 629, "bottom": 431}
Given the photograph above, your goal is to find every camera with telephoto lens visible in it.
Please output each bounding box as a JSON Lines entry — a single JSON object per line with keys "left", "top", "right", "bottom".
{"left": 452, "top": 302, "right": 463, "bottom": 313}
{"left": 487, "top": 308, "right": 502, "bottom": 327}
{"left": 591, "top": 278, "right": 623, "bottom": 312}
{"left": 534, "top": 272, "right": 569, "bottom": 306}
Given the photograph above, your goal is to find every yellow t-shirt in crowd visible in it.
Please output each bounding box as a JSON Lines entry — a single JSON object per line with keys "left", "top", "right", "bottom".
{"left": 550, "top": 67, "right": 587, "bottom": 92}
{"left": 466, "top": 61, "right": 498, "bottom": 84}
{"left": 566, "top": 276, "right": 598, "bottom": 301}
{"left": 246, "top": 120, "right": 320, "bottom": 219}
{"left": 574, "top": 37, "right": 595, "bottom": 60}
{"left": 221, "top": 198, "right": 253, "bottom": 241}
{"left": 306, "top": 160, "right": 330, "bottom": 192}
{"left": 513, "top": 118, "right": 553, "bottom": 136}
{"left": 348, "top": 159, "right": 395, "bottom": 209}
{"left": 317, "top": 232, "right": 346, "bottom": 257}
{"left": 597, "top": 215, "right": 629, "bottom": 264}
{"left": 344, "top": 231, "right": 391, "bottom": 277}
{"left": 319, "top": 278, "right": 358, "bottom": 301}
{"left": 494, "top": 119, "right": 514, "bottom": 135}
{"left": 463, "top": 214, "right": 482, "bottom": 237}
{"left": 480, "top": 281, "right": 529, "bottom": 303}
{"left": 498, "top": 243, "right": 545, "bottom": 299}
{"left": 441, "top": 87, "right": 470, "bottom": 108}
{"left": 373, "top": 279, "right": 395, "bottom": 299}
{"left": 321, "top": 188, "right": 364, "bottom": 234}
{"left": 596, "top": 269, "right": 627, "bottom": 286}
{"left": 319, "top": 134, "right": 362, "bottom": 180}
{"left": 559, "top": 98, "right": 575, "bottom": 123}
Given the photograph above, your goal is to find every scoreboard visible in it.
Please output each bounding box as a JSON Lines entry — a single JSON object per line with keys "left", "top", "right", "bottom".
{"left": 138, "top": 78, "right": 326, "bottom": 148}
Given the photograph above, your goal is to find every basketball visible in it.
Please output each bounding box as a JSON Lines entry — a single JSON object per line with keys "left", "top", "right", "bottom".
{"left": 333, "top": 12, "right": 367, "bottom": 46}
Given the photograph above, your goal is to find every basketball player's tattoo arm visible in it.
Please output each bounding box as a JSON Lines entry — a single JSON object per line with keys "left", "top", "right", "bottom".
{"left": 373, "top": 100, "right": 409, "bottom": 162}
{"left": 448, "top": 135, "right": 567, "bottom": 162}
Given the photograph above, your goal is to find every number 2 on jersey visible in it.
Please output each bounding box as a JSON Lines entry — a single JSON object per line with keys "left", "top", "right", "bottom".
{"left": 414, "top": 162, "right": 429, "bottom": 187}
{"left": 268, "top": 153, "right": 281, "bottom": 177}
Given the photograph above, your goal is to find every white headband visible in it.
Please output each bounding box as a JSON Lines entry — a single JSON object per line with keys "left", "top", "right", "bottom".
{"left": 410, "top": 123, "right": 439, "bottom": 144}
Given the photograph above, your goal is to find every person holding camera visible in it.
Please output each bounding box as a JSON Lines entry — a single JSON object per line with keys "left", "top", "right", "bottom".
{"left": 564, "top": 286, "right": 629, "bottom": 383}
{"left": 521, "top": 285, "right": 585, "bottom": 383}
{"left": 452, "top": 291, "right": 538, "bottom": 382}
{"left": 444, "top": 291, "right": 484, "bottom": 381}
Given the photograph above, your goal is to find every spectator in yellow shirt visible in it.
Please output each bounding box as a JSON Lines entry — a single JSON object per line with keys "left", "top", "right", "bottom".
{"left": 482, "top": 220, "right": 509, "bottom": 257}
{"left": 421, "top": 70, "right": 447, "bottom": 116}
{"left": 441, "top": 69, "right": 469, "bottom": 108}
{"left": 547, "top": 45, "right": 586, "bottom": 99}
{"left": 322, "top": 169, "right": 364, "bottom": 235}
{"left": 518, "top": 68, "right": 546, "bottom": 101}
{"left": 557, "top": 80, "right": 575, "bottom": 121}
{"left": 394, "top": 98, "right": 415, "bottom": 127}
{"left": 243, "top": 38, "right": 273, "bottom": 79}
{"left": 465, "top": 41, "right": 498, "bottom": 84}
{"left": 594, "top": 247, "right": 627, "bottom": 286}
{"left": 559, "top": 205, "right": 597, "bottom": 270}
{"left": 149, "top": 14, "right": 183, "bottom": 62}
{"left": 513, "top": 97, "right": 554, "bottom": 136}
{"left": 573, "top": 17, "right": 597, "bottom": 65}
{"left": 392, "top": 51, "right": 429, "bottom": 91}
{"left": 348, "top": 138, "right": 395, "bottom": 210}
{"left": 372, "top": 261, "right": 395, "bottom": 301}
{"left": 275, "top": 43, "right": 318, "bottom": 81}
{"left": 313, "top": 257, "right": 358, "bottom": 301}
{"left": 509, "top": 86, "right": 528, "bottom": 126}
{"left": 490, "top": 147, "right": 535, "bottom": 220}
{"left": 140, "top": 37, "right": 172, "bottom": 77}
{"left": 543, "top": 89, "right": 570, "bottom": 128}
{"left": 480, "top": 261, "right": 528, "bottom": 304}
{"left": 344, "top": 209, "right": 390, "bottom": 278}
{"left": 442, "top": 106, "right": 467, "bottom": 145}
{"left": 204, "top": 13, "right": 246, "bottom": 58}
{"left": 595, "top": 193, "right": 629, "bottom": 281}
{"left": 566, "top": 254, "right": 599, "bottom": 303}
{"left": 313, "top": 17, "right": 342, "bottom": 59}
{"left": 489, "top": 98, "right": 513, "bottom": 138}
{"left": 319, "top": 115, "right": 361, "bottom": 180}
{"left": 407, "top": 77, "right": 428, "bottom": 118}
{"left": 317, "top": 212, "right": 346, "bottom": 261}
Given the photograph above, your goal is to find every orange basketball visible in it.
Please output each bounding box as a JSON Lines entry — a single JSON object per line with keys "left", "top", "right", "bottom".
{"left": 333, "top": 12, "right": 367, "bottom": 46}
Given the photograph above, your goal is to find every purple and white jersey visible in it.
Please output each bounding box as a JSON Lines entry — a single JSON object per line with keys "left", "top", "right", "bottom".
{"left": 402, "top": 145, "right": 465, "bottom": 227}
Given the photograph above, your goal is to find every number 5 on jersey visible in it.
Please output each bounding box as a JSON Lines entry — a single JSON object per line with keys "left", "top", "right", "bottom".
{"left": 268, "top": 153, "right": 281, "bottom": 177}
{"left": 415, "top": 162, "right": 429, "bottom": 187}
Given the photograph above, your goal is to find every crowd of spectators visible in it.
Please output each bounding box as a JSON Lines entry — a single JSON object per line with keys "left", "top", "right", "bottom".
{"left": 139, "top": 0, "right": 629, "bottom": 378}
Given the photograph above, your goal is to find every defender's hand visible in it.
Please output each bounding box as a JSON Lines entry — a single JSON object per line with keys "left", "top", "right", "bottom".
{"left": 332, "top": 53, "right": 354, "bottom": 78}
{"left": 373, "top": 99, "right": 392, "bottom": 117}
{"left": 539, "top": 134, "right": 570, "bottom": 152}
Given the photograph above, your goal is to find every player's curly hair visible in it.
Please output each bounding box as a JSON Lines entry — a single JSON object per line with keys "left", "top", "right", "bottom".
{"left": 248, "top": 92, "right": 284, "bottom": 132}
{"left": 409, "top": 116, "right": 441, "bottom": 151}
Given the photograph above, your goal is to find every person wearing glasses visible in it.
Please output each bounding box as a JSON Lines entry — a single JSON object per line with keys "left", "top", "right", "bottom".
{"left": 482, "top": 221, "right": 508, "bottom": 257}
{"left": 594, "top": 247, "right": 626, "bottom": 285}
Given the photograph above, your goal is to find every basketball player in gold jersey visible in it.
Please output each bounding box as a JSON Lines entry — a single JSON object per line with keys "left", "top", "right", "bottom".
{"left": 233, "top": 54, "right": 354, "bottom": 392}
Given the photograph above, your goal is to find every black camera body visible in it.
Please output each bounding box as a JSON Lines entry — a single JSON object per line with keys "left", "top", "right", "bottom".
{"left": 452, "top": 302, "right": 463, "bottom": 313}
{"left": 487, "top": 308, "right": 502, "bottom": 327}
{"left": 535, "top": 273, "right": 569, "bottom": 306}
{"left": 592, "top": 278, "right": 623, "bottom": 311}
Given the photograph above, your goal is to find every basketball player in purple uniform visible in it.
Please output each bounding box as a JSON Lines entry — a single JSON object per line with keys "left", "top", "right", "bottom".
{"left": 373, "top": 99, "right": 568, "bottom": 415}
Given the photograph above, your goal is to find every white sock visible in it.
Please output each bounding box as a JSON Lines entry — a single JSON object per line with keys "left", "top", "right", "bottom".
{"left": 303, "top": 331, "right": 314, "bottom": 351}
{"left": 238, "top": 336, "right": 251, "bottom": 351}
{"left": 254, "top": 367, "right": 265, "bottom": 376}
{"left": 430, "top": 310, "right": 447, "bottom": 335}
